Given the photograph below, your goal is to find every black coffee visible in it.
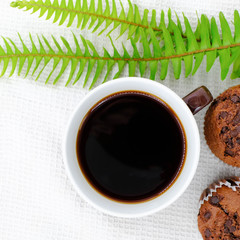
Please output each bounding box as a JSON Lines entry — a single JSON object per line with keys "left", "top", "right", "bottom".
{"left": 76, "top": 91, "right": 186, "bottom": 202}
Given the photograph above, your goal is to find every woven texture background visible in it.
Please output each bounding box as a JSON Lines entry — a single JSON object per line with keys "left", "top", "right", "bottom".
{"left": 1, "top": 0, "right": 240, "bottom": 239}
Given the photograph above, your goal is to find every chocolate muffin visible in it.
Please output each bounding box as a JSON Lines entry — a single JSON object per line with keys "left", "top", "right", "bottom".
{"left": 198, "top": 177, "right": 240, "bottom": 239}
{"left": 204, "top": 85, "right": 240, "bottom": 167}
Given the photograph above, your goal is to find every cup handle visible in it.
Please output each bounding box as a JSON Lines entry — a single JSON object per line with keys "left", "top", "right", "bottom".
{"left": 182, "top": 86, "right": 213, "bottom": 115}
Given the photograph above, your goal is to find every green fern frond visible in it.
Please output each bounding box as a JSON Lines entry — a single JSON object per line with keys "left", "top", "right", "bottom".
{"left": 10, "top": 0, "right": 189, "bottom": 41}
{"left": 1, "top": 11, "right": 240, "bottom": 88}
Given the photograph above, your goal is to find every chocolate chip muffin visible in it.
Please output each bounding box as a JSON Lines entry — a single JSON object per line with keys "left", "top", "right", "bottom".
{"left": 198, "top": 177, "right": 240, "bottom": 239}
{"left": 204, "top": 85, "right": 240, "bottom": 167}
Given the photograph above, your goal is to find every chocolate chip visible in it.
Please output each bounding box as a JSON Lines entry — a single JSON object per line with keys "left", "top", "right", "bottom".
{"left": 224, "top": 219, "right": 236, "bottom": 234}
{"left": 231, "top": 95, "right": 240, "bottom": 103}
{"left": 219, "top": 111, "right": 228, "bottom": 119}
{"left": 221, "top": 126, "right": 229, "bottom": 134}
{"left": 210, "top": 195, "right": 220, "bottom": 205}
{"left": 237, "top": 138, "right": 240, "bottom": 144}
{"left": 204, "top": 229, "right": 211, "bottom": 238}
{"left": 204, "top": 211, "right": 211, "bottom": 220}
{"left": 230, "top": 126, "right": 240, "bottom": 137}
{"left": 231, "top": 129, "right": 239, "bottom": 138}
{"left": 225, "top": 138, "right": 234, "bottom": 148}
{"left": 234, "top": 212, "right": 238, "bottom": 219}
{"left": 225, "top": 219, "right": 232, "bottom": 227}
{"left": 224, "top": 226, "right": 230, "bottom": 233}
{"left": 224, "top": 149, "right": 235, "bottom": 157}
{"left": 230, "top": 226, "right": 236, "bottom": 233}
{"left": 233, "top": 111, "right": 240, "bottom": 125}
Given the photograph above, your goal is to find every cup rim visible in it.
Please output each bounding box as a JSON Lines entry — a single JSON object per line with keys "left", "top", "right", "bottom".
{"left": 62, "top": 77, "right": 200, "bottom": 217}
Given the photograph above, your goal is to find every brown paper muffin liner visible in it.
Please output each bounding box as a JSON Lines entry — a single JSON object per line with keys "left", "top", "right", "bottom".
{"left": 199, "top": 177, "right": 240, "bottom": 208}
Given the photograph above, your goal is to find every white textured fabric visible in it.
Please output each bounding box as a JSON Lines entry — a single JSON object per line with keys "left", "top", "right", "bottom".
{"left": 1, "top": 0, "right": 240, "bottom": 239}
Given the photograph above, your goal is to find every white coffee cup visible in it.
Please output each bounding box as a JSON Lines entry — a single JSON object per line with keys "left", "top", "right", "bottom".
{"left": 62, "top": 77, "right": 212, "bottom": 217}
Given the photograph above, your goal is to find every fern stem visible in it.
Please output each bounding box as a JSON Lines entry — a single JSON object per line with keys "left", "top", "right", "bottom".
{"left": 1, "top": 43, "right": 239, "bottom": 62}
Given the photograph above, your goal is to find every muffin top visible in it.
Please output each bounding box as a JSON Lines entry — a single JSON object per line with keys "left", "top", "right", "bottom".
{"left": 204, "top": 85, "right": 240, "bottom": 167}
{"left": 198, "top": 177, "right": 240, "bottom": 239}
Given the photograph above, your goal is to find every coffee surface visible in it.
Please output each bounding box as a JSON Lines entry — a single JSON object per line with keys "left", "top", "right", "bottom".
{"left": 76, "top": 91, "right": 186, "bottom": 202}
